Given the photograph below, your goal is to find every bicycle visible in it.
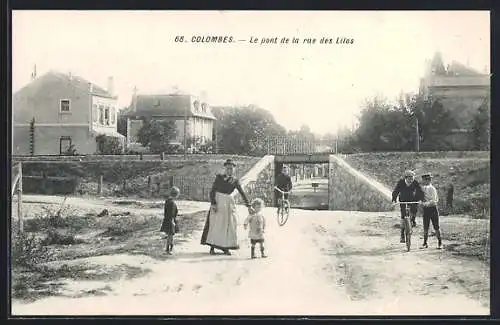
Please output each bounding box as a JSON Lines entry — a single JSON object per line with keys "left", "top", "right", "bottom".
{"left": 393, "top": 201, "right": 420, "bottom": 252}
{"left": 274, "top": 186, "right": 291, "bottom": 226}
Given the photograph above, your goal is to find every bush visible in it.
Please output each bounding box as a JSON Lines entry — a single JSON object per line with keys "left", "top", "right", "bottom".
{"left": 41, "top": 229, "right": 85, "bottom": 246}
{"left": 11, "top": 232, "right": 52, "bottom": 269}
{"left": 23, "top": 176, "right": 80, "bottom": 195}
{"left": 96, "top": 135, "right": 123, "bottom": 155}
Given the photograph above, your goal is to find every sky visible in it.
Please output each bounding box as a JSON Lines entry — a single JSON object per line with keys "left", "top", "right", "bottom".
{"left": 12, "top": 11, "right": 490, "bottom": 135}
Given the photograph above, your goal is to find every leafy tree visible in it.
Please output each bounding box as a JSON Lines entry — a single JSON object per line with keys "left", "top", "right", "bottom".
{"left": 96, "top": 135, "right": 123, "bottom": 154}
{"left": 352, "top": 93, "right": 458, "bottom": 152}
{"left": 213, "top": 105, "right": 286, "bottom": 156}
{"left": 406, "top": 94, "right": 457, "bottom": 151}
{"left": 137, "top": 118, "right": 178, "bottom": 154}
{"left": 353, "top": 96, "right": 408, "bottom": 151}
{"left": 470, "top": 96, "right": 490, "bottom": 150}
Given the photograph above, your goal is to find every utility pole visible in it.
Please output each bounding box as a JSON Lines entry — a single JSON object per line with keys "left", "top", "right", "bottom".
{"left": 415, "top": 117, "right": 420, "bottom": 152}
{"left": 214, "top": 120, "right": 218, "bottom": 154}
{"left": 184, "top": 102, "right": 188, "bottom": 160}
{"left": 17, "top": 162, "right": 23, "bottom": 235}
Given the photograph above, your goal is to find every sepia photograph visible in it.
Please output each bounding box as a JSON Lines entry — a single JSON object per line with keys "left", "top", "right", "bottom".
{"left": 9, "top": 10, "right": 490, "bottom": 316}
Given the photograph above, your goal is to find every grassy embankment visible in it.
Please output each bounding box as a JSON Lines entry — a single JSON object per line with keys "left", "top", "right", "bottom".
{"left": 344, "top": 151, "right": 490, "bottom": 261}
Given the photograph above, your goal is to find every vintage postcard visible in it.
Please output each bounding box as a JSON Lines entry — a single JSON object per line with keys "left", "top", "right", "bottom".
{"left": 10, "top": 10, "right": 490, "bottom": 317}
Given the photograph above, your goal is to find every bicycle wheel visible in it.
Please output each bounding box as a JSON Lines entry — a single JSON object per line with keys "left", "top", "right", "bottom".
{"left": 281, "top": 206, "right": 290, "bottom": 226}
{"left": 276, "top": 206, "right": 283, "bottom": 226}
{"left": 404, "top": 218, "right": 412, "bottom": 252}
{"left": 277, "top": 205, "right": 289, "bottom": 226}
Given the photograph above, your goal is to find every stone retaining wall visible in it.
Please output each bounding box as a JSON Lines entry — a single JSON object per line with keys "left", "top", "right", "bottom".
{"left": 328, "top": 155, "right": 394, "bottom": 212}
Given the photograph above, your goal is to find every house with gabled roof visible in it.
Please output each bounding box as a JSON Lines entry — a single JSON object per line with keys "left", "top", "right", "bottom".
{"left": 418, "top": 52, "right": 490, "bottom": 149}
{"left": 122, "top": 92, "right": 216, "bottom": 151}
{"left": 13, "top": 70, "right": 125, "bottom": 155}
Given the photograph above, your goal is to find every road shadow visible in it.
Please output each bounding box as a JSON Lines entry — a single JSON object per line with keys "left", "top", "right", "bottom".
{"left": 172, "top": 251, "right": 211, "bottom": 260}
{"left": 173, "top": 251, "right": 251, "bottom": 263}
{"left": 328, "top": 246, "right": 422, "bottom": 257}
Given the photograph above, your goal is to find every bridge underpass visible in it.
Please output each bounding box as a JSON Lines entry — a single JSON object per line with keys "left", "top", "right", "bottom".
{"left": 274, "top": 153, "right": 331, "bottom": 211}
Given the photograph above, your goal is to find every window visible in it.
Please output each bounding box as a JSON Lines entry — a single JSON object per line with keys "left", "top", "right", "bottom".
{"left": 201, "top": 103, "right": 207, "bottom": 113}
{"left": 193, "top": 100, "right": 200, "bottom": 112}
{"left": 92, "top": 104, "right": 98, "bottom": 122}
{"left": 60, "top": 136, "right": 72, "bottom": 154}
{"left": 110, "top": 107, "right": 116, "bottom": 124}
{"left": 60, "top": 99, "right": 71, "bottom": 113}
{"left": 99, "top": 105, "right": 105, "bottom": 124}
{"left": 104, "top": 106, "right": 110, "bottom": 125}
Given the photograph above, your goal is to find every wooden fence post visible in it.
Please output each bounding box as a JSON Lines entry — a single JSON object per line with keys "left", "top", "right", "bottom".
{"left": 17, "top": 162, "right": 23, "bottom": 235}
{"left": 97, "top": 175, "right": 103, "bottom": 195}
{"left": 161, "top": 152, "right": 165, "bottom": 160}
{"left": 168, "top": 175, "right": 174, "bottom": 188}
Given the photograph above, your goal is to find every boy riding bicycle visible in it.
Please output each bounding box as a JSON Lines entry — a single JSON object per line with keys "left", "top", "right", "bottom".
{"left": 392, "top": 170, "right": 424, "bottom": 243}
{"left": 275, "top": 165, "right": 293, "bottom": 211}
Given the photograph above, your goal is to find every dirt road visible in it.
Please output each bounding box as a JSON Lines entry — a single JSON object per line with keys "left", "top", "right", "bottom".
{"left": 12, "top": 205, "right": 489, "bottom": 316}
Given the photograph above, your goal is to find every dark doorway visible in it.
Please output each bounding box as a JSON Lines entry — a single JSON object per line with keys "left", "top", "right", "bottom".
{"left": 60, "top": 136, "right": 72, "bottom": 154}
{"left": 274, "top": 160, "right": 330, "bottom": 210}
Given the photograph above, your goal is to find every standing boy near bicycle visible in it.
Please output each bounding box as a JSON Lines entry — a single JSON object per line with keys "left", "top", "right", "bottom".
{"left": 275, "top": 166, "right": 293, "bottom": 210}
{"left": 392, "top": 170, "right": 424, "bottom": 243}
{"left": 420, "top": 173, "right": 442, "bottom": 249}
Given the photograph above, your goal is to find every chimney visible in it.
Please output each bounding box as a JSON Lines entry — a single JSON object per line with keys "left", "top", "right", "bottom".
{"left": 132, "top": 86, "right": 138, "bottom": 112}
{"left": 107, "top": 76, "right": 114, "bottom": 95}
{"left": 31, "top": 64, "right": 37, "bottom": 81}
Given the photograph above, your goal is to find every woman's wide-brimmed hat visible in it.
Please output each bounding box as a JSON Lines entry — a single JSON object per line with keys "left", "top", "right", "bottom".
{"left": 223, "top": 159, "right": 236, "bottom": 167}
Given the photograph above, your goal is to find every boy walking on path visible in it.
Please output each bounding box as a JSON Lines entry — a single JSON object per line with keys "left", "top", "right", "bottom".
{"left": 420, "top": 173, "right": 442, "bottom": 249}
{"left": 244, "top": 198, "right": 267, "bottom": 259}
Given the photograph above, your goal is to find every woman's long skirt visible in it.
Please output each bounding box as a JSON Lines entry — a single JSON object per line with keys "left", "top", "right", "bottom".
{"left": 200, "top": 192, "right": 239, "bottom": 250}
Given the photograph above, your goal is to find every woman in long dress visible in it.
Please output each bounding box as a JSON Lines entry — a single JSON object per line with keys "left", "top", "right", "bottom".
{"left": 200, "top": 159, "right": 253, "bottom": 255}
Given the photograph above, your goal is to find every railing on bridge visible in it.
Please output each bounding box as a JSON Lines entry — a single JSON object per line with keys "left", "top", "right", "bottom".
{"left": 261, "top": 136, "right": 338, "bottom": 155}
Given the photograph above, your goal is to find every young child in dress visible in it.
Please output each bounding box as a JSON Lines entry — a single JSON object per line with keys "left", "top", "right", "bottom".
{"left": 243, "top": 198, "right": 267, "bottom": 259}
{"left": 160, "top": 186, "right": 180, "bottom": 255}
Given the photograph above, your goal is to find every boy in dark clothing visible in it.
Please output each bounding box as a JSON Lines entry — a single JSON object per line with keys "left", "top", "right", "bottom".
{"left": 392, "top": 170, "right": 424, "bottom": 243}
{"left": 160, "top": 186, "right": 180, "bottom": 255}
{"left": 275, "top": 166, "right": 293, "bottom": 205}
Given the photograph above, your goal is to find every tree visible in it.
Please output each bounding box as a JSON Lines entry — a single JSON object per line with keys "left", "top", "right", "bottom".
{"left": 352, "top": 92, "right": 460, "bottom": 152}
{"left": 406, "top": 94, "right": 457, "bottom": 151}
{"left": 353, "top": 96, "right": 411, "bottom": 151}
{"left": 96, "top": 135, "right": 123, "bottom": 154}
{"left": 137, "top": 118, "right": 178, "bottom": 154}
{"left": 470, "top": 96, "right": 490, "bottom": 150}
{"left": 213, "top": 105, "right": 286, "bottom": 156}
